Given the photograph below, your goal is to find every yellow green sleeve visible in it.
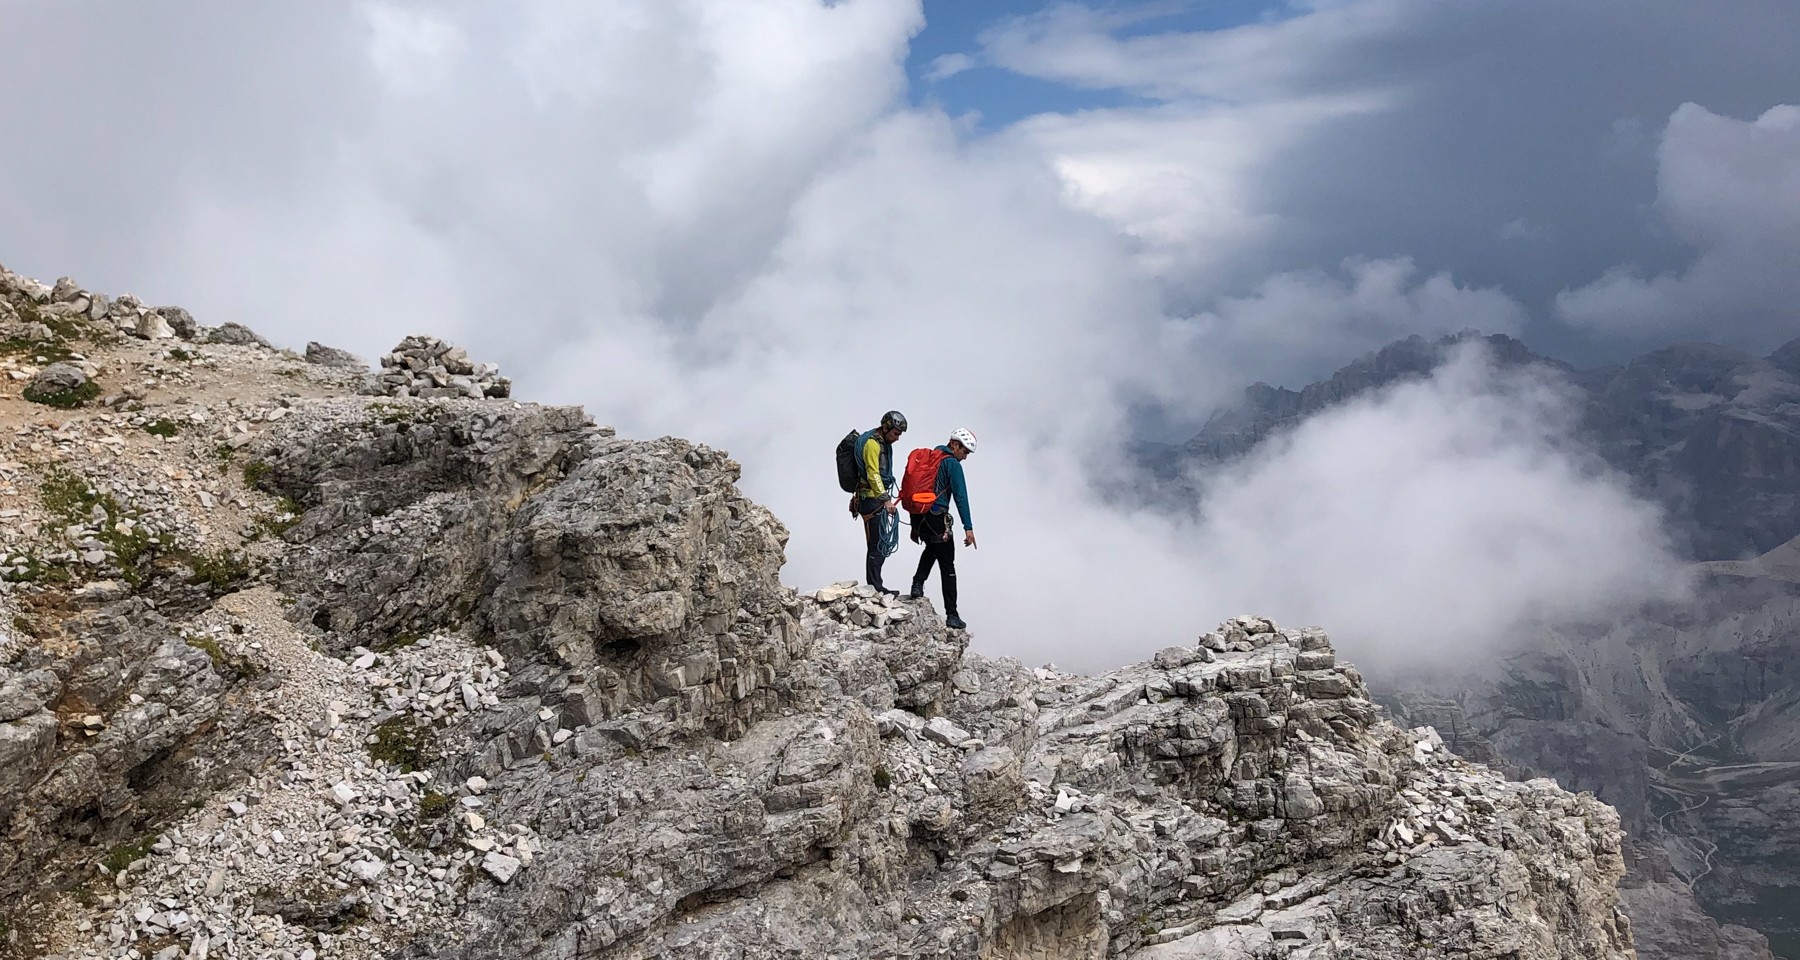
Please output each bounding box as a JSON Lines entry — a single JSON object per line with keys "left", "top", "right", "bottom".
{"left": 861, "top": 437, "right": 885, "bottom": 497}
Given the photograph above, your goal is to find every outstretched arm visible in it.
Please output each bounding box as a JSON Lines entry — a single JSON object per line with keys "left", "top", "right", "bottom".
{"left": 948, "top": 459, "right": 974, "bottom": 532}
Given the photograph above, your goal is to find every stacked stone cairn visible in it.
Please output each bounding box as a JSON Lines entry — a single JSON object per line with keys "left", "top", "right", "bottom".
{"left": 361, "top": 335, "right": 510, "bottom": 400}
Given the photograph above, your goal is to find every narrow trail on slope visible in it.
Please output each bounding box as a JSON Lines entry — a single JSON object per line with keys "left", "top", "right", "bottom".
{"left": 1658, "top": 733, "right": 1722, "bottom": 772}
{"left": 1650, "top": 782, "right": 1718, "bottom": 890}
{"left": 1649, "top": 730, "right": 1740, "bottom": 891}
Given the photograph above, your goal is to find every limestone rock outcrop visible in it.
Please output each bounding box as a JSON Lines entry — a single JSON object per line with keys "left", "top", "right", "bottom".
{"left": 0, "top": 261, "right": 1637, "bottom": 959}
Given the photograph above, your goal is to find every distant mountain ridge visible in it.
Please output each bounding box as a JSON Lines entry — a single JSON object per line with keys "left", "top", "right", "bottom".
{"left": 1158, "top": 330, "right": 1800, "bottom": 561}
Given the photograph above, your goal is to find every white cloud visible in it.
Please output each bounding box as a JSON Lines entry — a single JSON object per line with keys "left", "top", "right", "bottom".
{"left": 361, "top": 2, "right": 466, "bottom": 96}
{"left": 1006, "top": 95, "right": 1385, "bottom": 284}
{"left": 1558, "top": 103, "right": 1800, "bottom": 350}
{"left": 1184, "top": 343, "right": 1691, "bottom": 670}
{"left": 1159, "top": 258, "right": 1526, "bottom": 410}
{"left": 1498, "top": 218, "right": 1548, "bottom": 243}
{"left": 979, "top": 0, "right": 1414, "bottom": 102}
{"left": 925, "top": 52, "right": 974, "bottom": 82}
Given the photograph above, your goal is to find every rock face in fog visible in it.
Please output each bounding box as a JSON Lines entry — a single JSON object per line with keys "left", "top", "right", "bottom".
{"left": 1154, "top": 331, "right": 1800, "bottom": 562}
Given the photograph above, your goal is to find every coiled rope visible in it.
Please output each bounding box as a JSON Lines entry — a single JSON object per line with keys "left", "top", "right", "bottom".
{"left": 873, "top": 504, "right": 900, "bottom": 557}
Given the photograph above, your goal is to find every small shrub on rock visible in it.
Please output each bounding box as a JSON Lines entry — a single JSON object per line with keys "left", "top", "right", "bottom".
{"left": 185, "top": 549, "right": 251, "bottom": 590}
{"left": 23, "top": 363, "right": 100, "bottom": 408}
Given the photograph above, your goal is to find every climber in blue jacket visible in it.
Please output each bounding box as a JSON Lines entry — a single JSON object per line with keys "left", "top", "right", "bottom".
{"left": 909, "top": 428, "right": 977, "bottom": 630}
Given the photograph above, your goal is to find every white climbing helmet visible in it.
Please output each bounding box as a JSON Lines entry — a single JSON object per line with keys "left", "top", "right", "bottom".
{"left": 950, "top": 427, "right": 977, "bottom": 453}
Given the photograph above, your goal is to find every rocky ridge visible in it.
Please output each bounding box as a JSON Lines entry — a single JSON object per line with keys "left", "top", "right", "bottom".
{"left": 1, "top": 263, "right": 1636, "bottom": 959}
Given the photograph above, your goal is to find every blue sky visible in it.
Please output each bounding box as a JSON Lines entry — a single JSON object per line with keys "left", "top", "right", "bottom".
{"left": 908, "top": 0, "right": 1287, "bottom": 126}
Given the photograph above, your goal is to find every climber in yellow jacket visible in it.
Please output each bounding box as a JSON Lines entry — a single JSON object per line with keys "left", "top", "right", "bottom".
{"left": 849, "top": 410, "right": 906, "bottom": 595}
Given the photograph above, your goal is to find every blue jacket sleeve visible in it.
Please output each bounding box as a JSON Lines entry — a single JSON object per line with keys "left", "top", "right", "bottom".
{"left": 945, "top": 457, "right": 973, "bottom": 530}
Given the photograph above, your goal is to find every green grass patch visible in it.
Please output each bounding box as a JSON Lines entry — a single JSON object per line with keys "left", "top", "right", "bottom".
{"left": 18, "top": 302, "right": 84, "bottom": 340}
{"left": 418, "top": 791, "right": 451, "bottom": 820}
{"left": 37, "top": 469, "right": 97, "bottom": 519}
{"left": 0, "top": 336, "right": 76, "bottom": 362}
{"left": 873, "top": 766, "right": 892, "bottom": 791}
{"left": 374, "top": 630, "right": 423, "bottom": 653}
{"left": 241, "top": 459, "right": 272, "bottom": 487}
{"left": 110, "top": 532, "right": 165, "bottom": 585}
{"left": 184, "top": 633, "right": 228, "bottom": 670}
{"left": 368, "top": 402, "right": 417, "bottom": 426}
{"left": 1, "top": 553, "right": 66, "bottom": 585}
{"left": 183, "top": 631, "right": 261, "bottom": 679}
{"left": 254, "top": 496, "right": 304, "bottom": 538}
{"left": 37, "top": 468, "right": 168, "bottom": 584}
{"left": 101, "top": 835, "right": 158, "bottom": 875}
{"left": 142, "top": 419, "right": 181, "bottom": 438}
{"left": 367, "top": 717, "right": 435, "bottom": 773}
{"left": 212, "top": 443, "right": 236, "bottom": 464}
{"left": 184, "top": 548, "right": 251, "bottom": 591}
{"left": 23, "top": 377, "right": 101, "bottom": 408}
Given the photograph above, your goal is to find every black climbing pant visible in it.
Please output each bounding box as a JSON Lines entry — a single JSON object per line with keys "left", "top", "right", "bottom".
{"left": 911, "top": 510, "right": 957, "bottom": 617}
{"left": 858, "top": 496, "right": 889, "bottom": 589}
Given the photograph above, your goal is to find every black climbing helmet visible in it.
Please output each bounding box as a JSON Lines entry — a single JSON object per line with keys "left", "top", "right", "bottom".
{"left": 880, "top": 410, "right": 907, "bottom": 432}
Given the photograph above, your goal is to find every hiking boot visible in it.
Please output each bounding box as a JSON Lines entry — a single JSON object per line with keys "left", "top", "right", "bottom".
{"left": 908, "top": 581, "right": 925, "bottom": 600}
{"left": 945, "top": 614, "right": 967, "bottom": 631}
{"left": 875, "top": 585, "right": 899, "bottom": 598}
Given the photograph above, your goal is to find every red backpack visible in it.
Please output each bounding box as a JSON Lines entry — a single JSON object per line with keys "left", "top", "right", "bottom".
{"left": 898, "top": 447, "right": 950, "bottom": 514}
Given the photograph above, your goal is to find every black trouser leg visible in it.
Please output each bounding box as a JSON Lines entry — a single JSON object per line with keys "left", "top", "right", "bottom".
{"left": 937, "top": 540, "right": 958, "bottom": 617}
{"left": 914, "top": 512, "right": 957, "bottom": 615}
{"left": 861, "top": 500, "right": 886, "bottom": 588}
{"left": 912, "top": 544, "right": 935, "bottom": 590}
